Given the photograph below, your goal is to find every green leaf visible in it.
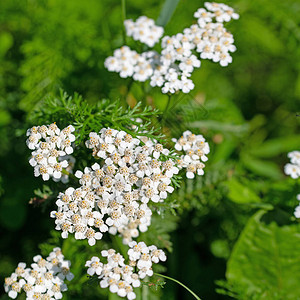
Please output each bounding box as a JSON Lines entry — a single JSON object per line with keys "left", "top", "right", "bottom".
{"left": 156, "top": 0, "right": 180, "bottom": 27}
{"left": 242, "top": 16, "right": 283, "bottom": 55}
{"left": 188, "top": 120, "right": 249, "bottom": 136}
{"left": 108, "top": 293, "right": 123, "bottom": 300}
{"left": 223, "top": 178, "right": 261, "bottom": 204}
{"left": 249, "top": 135, "right": 300, "bottom": 158}
{"left": 210, "top": 138, "right": 239, "bottom": 163}
{"left": 226, "top": 210, "right": 300, "bottom": 299}
{"left": 0, "top": 32, "right": 13, "bottom": 57}
{"left": 0, "top": 198, "right": 27, "bottom": 230}
{"left": 0, "top": 109, "right": 11, "bottom": 126}
{"left": 241, "top": 154, "right": 283, "bottom": 180}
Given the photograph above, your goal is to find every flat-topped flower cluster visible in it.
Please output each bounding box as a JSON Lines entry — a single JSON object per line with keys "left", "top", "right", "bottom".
{"left": 124, "top": 16, "right": 164, "bottom": 47}
{"left": 284, "top": 151, "right": 300, "bottom": 179}
{"left": 85, "top": 241, "right": 166, "bottom": 300}
{"left": 26, "top": 123, "right": 75, "bottom": 182}
{"left": 51, "top": 128, "right": 179, "bottom": 245}
{"left": 4, "top": 248, "right": 74, "bottom": 300}
{"left": 284, "top": 151, "right": 300, "bottom": 218}
{"left": 25, "top": 123, "right": 209, "bottom": 246}
{"left": 173, "top": 130, "right": 210, "bottom": 179}
{"left": 105, "top": 2, "right": 239, "bottom": 94}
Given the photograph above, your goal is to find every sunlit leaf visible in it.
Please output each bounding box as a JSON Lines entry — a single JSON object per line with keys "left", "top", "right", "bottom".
{"left": 226, "top": 210, "right": 300, "bottom": 299}
{"left": 223, "top": 178, "right": 261, "bottom": 204}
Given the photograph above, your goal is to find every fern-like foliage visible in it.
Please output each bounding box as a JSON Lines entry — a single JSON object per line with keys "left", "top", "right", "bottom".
{"left": 29, "top": 90, "right": 164, "bottom": 144}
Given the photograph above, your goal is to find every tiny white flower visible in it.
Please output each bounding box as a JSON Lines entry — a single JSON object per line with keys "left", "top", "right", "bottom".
{"left": 284, "top": 163, "right": 300, "bottom": 179}
{"left": 85, "top": 257, "right": 103, "bottom": 276}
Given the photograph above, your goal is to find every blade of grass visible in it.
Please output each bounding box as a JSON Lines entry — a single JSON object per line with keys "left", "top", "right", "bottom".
{"left": 156, "top": 0, "right": 180, "bottom": 27}
{"left": 121, "top": 0, "right": 127, "bottom": 44}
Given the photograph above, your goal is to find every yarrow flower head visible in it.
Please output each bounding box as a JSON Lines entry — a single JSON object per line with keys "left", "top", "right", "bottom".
{"left": 294, "top": 194, "right": 300, "bottom": 218}
{"left": 104, "top": 46, "right": 154, "bottom": 81}
{"left": 85, "top": 242, "right": 166, "bottom": 299}
{"left": 172, "top": 130, "right": 210, "bottom": 179}
{"left": 105, "top": 2, "right": 239, "bottom": 94}
{"left": 284, "top": 151, "right": 300, "bottom": 219}
{"left": 284, "top": 151, "right": 300, "bottom": 179}
{"left": 51, "top": 128, "right": 178, "bottom": 245}
{"left": 4, "top": 247, "right": 74, "bottom": 300}
{"left": 203, "top": 2, "right": 239, "bottom": 23}
{"left": 26, "top": 124, "right": 76, "bottom": 183}
{"left": 124, "top": 16, "right": 164, "bottom": 47}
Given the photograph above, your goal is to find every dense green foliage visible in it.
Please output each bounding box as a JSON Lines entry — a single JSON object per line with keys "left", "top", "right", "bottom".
{"left": 0, "top": 0, "right": 299, "bottom": 299}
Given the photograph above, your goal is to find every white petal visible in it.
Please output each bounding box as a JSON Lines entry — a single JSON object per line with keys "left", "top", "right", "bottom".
{"left": 42, "top": 173, "right": 50, "bottom": 180}
{"left": 53, "top": 171, "right": 62, "bottom": 179}
{"left": 75, "top": 170, "right": 83, "bottom": 178}
{"left": 67, "top": 273, "right": 74, "bottom": 281}
{"left": 88, "top": 238, "right": 96, "bottom": 246}
{"left": 61, "top": 231, "right": 69, "bottom": 239}
{"left": 87, "top": 268, "right": 95, "bottom": 276}
{"left": 186, "top": 172, "right": 194, "bottom": 179}
{"left": 95, "top": 232, "right": 103, "bottom": 240}
{"left": 8, "top": 290, "right": 18, "bottom": 299}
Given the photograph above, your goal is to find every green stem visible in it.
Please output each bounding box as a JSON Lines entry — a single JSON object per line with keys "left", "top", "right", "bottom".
{"left": 154, "top": 273, "right": 202, "bottom": 300}
{"left": 111, "top": 235, "right": 128, "bottom": 259}
{"left": 162, "top": 94, "right": 172, "bottom": 124}
{"left": 142, "top": 284, "right": 149, "bottom": 299}
{"left": 121, "top": 0, "right": 127, "bottom": 44}
{"left": 125, "top": 78, "right": 134, "bottom": 101}
{"left": 61, "top": 168, "right": 77, "bottom": 181}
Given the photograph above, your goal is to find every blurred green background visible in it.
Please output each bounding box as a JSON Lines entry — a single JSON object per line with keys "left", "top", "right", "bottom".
{"left": 0, "top": 0, "right": 300, "bottom": 299}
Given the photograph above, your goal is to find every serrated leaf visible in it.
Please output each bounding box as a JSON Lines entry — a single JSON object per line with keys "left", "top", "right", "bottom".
{"left": 226, "top": 210, "right": 300, "bottom": 299}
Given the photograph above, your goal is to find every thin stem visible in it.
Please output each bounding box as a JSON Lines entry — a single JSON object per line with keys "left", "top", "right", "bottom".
{"left": 142, "top": 284, "right": 149, "bottom": 299}
{"left": 62, "top": 168, "right": 77, "bottom": 181}
{"left": 162, "top": 94, "right": 172, "bottom": 124}
{"left": 154, "top": 273, "right": 202, "bottom": 300}
{"left": 121, "top": 0, "right": 127, "bottom": 44}
{"left": 125, "top": 78, "right": 134, "bottom": 101}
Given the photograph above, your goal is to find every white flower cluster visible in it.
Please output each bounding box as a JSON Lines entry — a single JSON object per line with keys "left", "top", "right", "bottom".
{"left": 284, "top": 151, "right": 300, "bottom": 179}
{"left": 51, "top": 128, "right": 178, "bottom": 245}
{"left": 85, "top": 241, "right": 166, "bottom": 299}
{"left": 104, "top": 47, "right": 155, "bottom": 82}
{"left": 4, "top": 248, "right": 74, "bottom": 300}
{"left": 26, "top": 123, "right": 76, "bottom": 182}
{"left": 284, "top": 151, "right": 300, "bottom": 218}
{"left": 172, "top": 131, "right": 210, "bottom": 179}
{"left": 105, "top": 2, "right": 239, "bottom": 94}
{"left": 293, "top": 194, "right": 300, "bottom": 218}
{"left": 195, "top": 2, "right": 239, "bottom": 25}
{"left": 124, "top": 16, "right": 164, "bottom": 47}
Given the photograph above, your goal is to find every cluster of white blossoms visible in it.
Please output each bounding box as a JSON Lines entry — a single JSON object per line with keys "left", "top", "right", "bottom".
{"left": 172, "top": 131, "right": 210, "bottom": 179}
{"left": 104, "top": 47, "right": 154, "bottom": 82}
{"left": 105, "top": 2, "right": 239, "bottom": 94}
{"left": 51, "top": 128, "right": 178, "bottom": 245}
{"left": 284, "top": 151, "right": 300, "bottom": 179}
{"left": 124, "top": 16, "right": 164, "bottom": 47}
{"left": 85, "top": 241, "right": 166, "bottom": 299}
{"left": 26, "top": 123, "right": 76, "bottom": 182}
{"left": 284, "top": 151, "right": 300, "bottom": 218}
{"left": 4, "top": 248, "right": 74, "bottom": 300}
